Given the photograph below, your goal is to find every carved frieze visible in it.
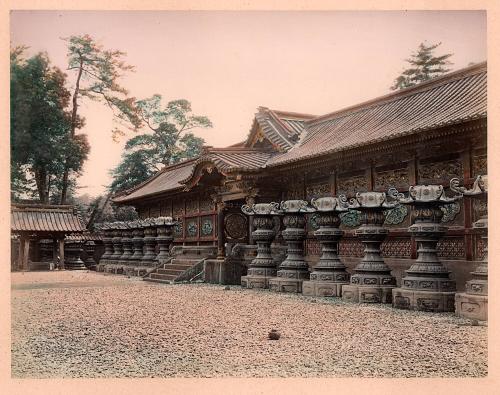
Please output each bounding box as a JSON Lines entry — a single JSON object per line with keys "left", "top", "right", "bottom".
{"left": 306, "top": 239, "right": 321, "bottom": 256}
{"left": 185, "top": 199, "right": 198, "bottom": 215}
{"left": 199, "top": 198, "right": 214, "bottom": 212}
{"left": 339, "top": 238, "right": 364, "bottom": 257}
{"left": 440, "top": 201, "right": 461, "bottom": 223}
{"left": 381, "top": 238, "right": 412, "bottom": 258}
{"left": 472, "top": 155, "right": 487, "bottom": 177}
{"left": 173, "top": 221, "right": 183, "bottom": 237}
{"left": 224, "top": 213, "right": 248, "bottom": 240}
{"left": 186, "top": 220, "right": 198, "bottom": 238}
{"left": 337, "top": 175, "right": 368, "bottom": 197}
{"left": 305, "top": 183, "right": 330, "bottom": 200}
{"left": 340, "top": 210, "right": 362, "bottom": 228}
{"left": 418, "top": 159, "right": 463, "bottom": 183}
{"left": 383, "top": 205, "right": 408, "bottom": 226}
{"left": 437, "top": 237, "right": 465, "bottom": 259}
{"left": 173, "top": 201, "right": 184, "bottom": 217}
{"left": 201, "top": 217, "right": 213, "bottom": 236}
{"left": 375, "top": 168, "right": 409, "bottom": 189}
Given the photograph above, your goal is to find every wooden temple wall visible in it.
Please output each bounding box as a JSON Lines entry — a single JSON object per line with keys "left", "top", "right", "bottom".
{"left": 136, "top": 192, "right": 219, "bottom": 247}
{"left": 274, "top": 143, "right": 487, "bottom": 291}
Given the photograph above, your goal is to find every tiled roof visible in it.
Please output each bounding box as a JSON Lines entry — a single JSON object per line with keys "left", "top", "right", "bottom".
{"left": 114, "top": 62, "right": 486, "bottom": 204}
{"left": 11, "top": 204, "right": 86, "bottom": 233}
{"left": 267, "top": 62, "right": 487, "bottom": 166}
{"left": 247, "top": 107, "right": 316, "bottom": 151}
{"left": 113, "top": 160, "right": 197, "bottom": 203}
{"left": 198, "top": 149, "right": 272, "bottom": 173}
{"left": 113, "top": 149, "right": 272, "bottom": 203}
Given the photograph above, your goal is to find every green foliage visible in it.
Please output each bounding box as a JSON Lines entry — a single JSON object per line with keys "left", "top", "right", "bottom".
{"left": 110, "top": 95, "right": 212, "bottom": 193}
{"left": 59, "top": 34, "right": 140, "bottom": 203}
{"left": 10, "top": 48, "right": 89, "bottom": 203}
{"left": 391, "top": 42, "right": 453, "bottom": 90}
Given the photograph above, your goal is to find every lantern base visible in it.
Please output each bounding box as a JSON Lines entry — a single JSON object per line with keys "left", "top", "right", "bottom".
{"left": 392, "top": 288, "right": 456, "bottom": 312}
{"left": 268, "top": 277, "right": 305, "bottom": 293}
{"left": 455, "top": 292, "right": 488, "bottom": 321}
{"left": 302, "top": 280, "right": 348, "bottom": 297}
{"left": 241, "top": 274, "right": 275, "bottom": 289}
{"left": 341, "top": 284, "right": 394, "bottom": 304}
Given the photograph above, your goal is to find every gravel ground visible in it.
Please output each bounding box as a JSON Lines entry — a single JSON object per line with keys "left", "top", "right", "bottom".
{"left": 11, "top": 271, "right": 487, "bottom": 378}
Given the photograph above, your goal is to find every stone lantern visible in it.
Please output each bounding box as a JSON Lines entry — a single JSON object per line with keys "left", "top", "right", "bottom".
{"left": 240, "top": 202, "right": 282, "bottom": 289}
{"left": 141, "top": 218, "right": 158, "bottom": 266}
{"left": 269, "top": 200, "right": 314, "bottom": 293}
{"left": 99, "top": 222, "right": 115, "bottom": 266}
{"left": 109, "top": 222, "right": 125, "bottom": 266}
{"left": 451, "top": 175, "right": 488, "bottom": 320}
{"left": 391, "top": 184, "right": 463, "bottom": 312}
{"left": 154, "top": 216, "right": 177, "bottom": 264}
{"left": 84, "top": 240, "right": 97, "bottom": 270}
{"left": 64, "top": 239, "right": 86, "bottom": 270}
{"left": 341, "top": 191, "right": 399, "bottom": 304}
{"left": 128, "top": 220, "right": 145, "bottom": 266}
{"left": 302, "top": 195, "right": 350, "bottom": 297}
{"left": 119, "top": 222, "right": 134, "bottom": 266}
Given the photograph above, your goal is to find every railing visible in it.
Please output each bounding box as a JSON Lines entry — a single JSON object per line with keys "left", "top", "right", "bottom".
{"left": 141, "top": 257, "right": 173, "bottom": 279}
{"left": 175, "top": 257, "right": 206, "bottom": 282}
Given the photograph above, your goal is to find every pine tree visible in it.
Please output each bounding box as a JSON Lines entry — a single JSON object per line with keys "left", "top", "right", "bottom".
{"left": 391, "top": 42, "right": 453, "bottom": 90}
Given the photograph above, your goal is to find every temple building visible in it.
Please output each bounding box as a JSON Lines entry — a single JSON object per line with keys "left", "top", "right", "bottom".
{"left": 112, "top": 62, "right": 487, "bottom": 289}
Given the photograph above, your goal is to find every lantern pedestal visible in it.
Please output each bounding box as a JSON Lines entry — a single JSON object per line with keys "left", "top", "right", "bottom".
{"left": 241, "top": 203, "right": 281, "bottom": 289}
{"left": 302, "top": 197, "right": 350, "bottom": 297}
{"left": 269, "top": 200, "right": 311, "bottom": 293}
{"left": 341, "top": 192, "right": 398, "bottom": 304}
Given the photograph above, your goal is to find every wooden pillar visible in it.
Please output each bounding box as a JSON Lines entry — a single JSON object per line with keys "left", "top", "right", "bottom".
{"left": 217, "top": 202, "right": 226, "bottom": 259}
{"left": 17, "top": 235, "right": 25, "bottom": 271}
{"left": 59, "top": 238, "right": 65, "bottom": 270}
{"left": 52, "top": 239, "right": 58, "bottom": 270}
{"left": 22, "top": 237, "right": 30, "bottom": 271}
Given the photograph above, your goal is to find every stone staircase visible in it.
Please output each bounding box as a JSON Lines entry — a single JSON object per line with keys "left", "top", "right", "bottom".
{"left": 143, "top": 246, "right": 217, "bottom": 284}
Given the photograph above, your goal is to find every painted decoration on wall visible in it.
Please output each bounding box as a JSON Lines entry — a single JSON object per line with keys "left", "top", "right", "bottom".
{"left": 201, "top": 218, "right": 213, "bottom": 236}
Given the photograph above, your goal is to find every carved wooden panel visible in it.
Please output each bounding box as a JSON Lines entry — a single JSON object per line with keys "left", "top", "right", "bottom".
{"left": 305, "top": 183, "right": 330, "bottom": 200}
{"left": 150, "top": 207, "right": 160, "bottom": 218}
{"left": 475, "top": 235, "right": 486, "bottom": 260}
{"left": 199, "top": 198, "right": 214, "bottom": 213}
{"left": 374, "top": 167, "right": 409, "bottom": 190}
{"left": 472, "top": 155, "right": 487, "bottom": 177}
{"left": 185, "top": 199, "right": 198, "bottom": 215}
{"left": 160, "top": 202, "right": 172, "bottom": 217}
{"left": 418, "top": 159, "right": 463, "bottom": 184}
{"left": 381, "top": 238, "right": 412, "bottom": 258}
{"left": 173, "top": 201, "right": 184, "bottom": 217}
{"left": 200, "top": 216, "right": 214, "bottom": 237}
{"left": 437, "top": 237, "right": 465, "bottom": 259}
{"left": 224, "top": 213, "right": 248, "bottom": 240}
{"left": 337, "top": 175, "right": 368, "bottom": 197}
{"left": 339, "top": 238, "right": 364, "bottom": 257}
{"left": 186, "top": 219, "right": 198, "bottom": 238}
{"left": 287, "top": 183, "right": 305, "bottom": 200}
{"left": 305, "top": 238, "right": 321, "bottom": 256}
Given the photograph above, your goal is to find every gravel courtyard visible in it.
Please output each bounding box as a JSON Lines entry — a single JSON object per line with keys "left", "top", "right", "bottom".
{"left": 11, "top": 271, "right": 487, "bottom": 378}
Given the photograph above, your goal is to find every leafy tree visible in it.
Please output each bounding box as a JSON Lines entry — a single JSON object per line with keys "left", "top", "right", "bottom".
{"left": 391, "top": 42, "right": 453, "bottom": 90}
{"left": 10, "top": 48, "right": 89, "bottom": 203}
{"left": 60, "top": 34, "right": 141, "bottom": 204}
{"left": 110, "top": 95, "right": 212, "bottom": 192}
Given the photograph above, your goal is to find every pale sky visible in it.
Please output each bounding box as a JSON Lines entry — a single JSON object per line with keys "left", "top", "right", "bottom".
{"left": 10, "top": 10, "right": 486, "bottom": 197}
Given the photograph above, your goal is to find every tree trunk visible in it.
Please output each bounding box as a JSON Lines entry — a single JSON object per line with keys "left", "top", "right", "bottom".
{"left": 34, "top": 167, "right": 48, "bottom": 204}
{"left": 60, "top": 58, "right": 84, "bottom": 204}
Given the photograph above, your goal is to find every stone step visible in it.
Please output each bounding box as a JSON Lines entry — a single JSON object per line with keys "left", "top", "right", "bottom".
{"left": 157, "top": 268, "right": 185, "bottom": 276}
{"left": 171, "top": 258, "right": 204, "bottom": 265}
{"left": 143, "top": 277, "right": 174, "bottom": 285}
{"left": 150, "top": 272, "right": 177, "bottom": 281}
{"left": 165, "top": 264, "right": 194, "bottom": 271}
